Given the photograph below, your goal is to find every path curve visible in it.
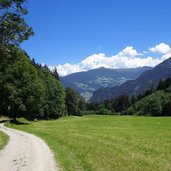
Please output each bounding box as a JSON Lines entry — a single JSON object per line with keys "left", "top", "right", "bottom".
{"left": 0, "top": 123, "right": 58, "bottom": 171}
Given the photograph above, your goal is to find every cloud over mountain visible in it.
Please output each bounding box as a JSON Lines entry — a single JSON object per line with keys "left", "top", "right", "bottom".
{"left": 149, "top": 43, "right": 171, "bottom": 54}
{"left": 50, "top": 43, "right": 171, "bottom": 76}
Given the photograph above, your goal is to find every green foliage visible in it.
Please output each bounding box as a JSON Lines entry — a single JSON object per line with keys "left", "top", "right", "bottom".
{"left": 145, "top": 98, "right": 162, "bottom": 116}
{"left": 96, "top": 108, "right": 114, "bottom": 115}
{"left": 0, "top": 0, "right": 66, "bottom": 120}
{"left": 157, "top": 78, "right": 171, "bottom": 91}
{"left": 64, "top": 87, "right": 86, "bottom": 116}
{"left": 0, "top": 47, "right": 66, "bottom": 120}
{"left": 78, "top": 96, "right": 86, "bottom": 112}
{"left": 52, "top": 67, "right": 59, "bottom": 80}
{"left": 81, "top": 109, "right": 114, "bottom": 115}
{"left": 87, "top": 94, "right": 131, "bottom": 113}
{"left": 0, "top": 0, "right": 33, "bottom": 47}
{"left": 162, "top": 93, "right": 171, "bottom": 116}
{"left": 65, "top": 87, "right": 79, "bottom": 115}
{"left": 123, "top": 91, "right": 171, "bottom": 116}
{"left": 65, "top": 87, "right": 86, "bottom": 116}
{"left": 38, "top": 67, "right": 66, "bottom": 119}
{"left": 0, "top": 47, "right": 44, "bottom": 119}
{"left": 88, "top": 77, "right": 171, "bottom": 117}
{"left": 80, "top": 110, "right": 97, "bottom": 115}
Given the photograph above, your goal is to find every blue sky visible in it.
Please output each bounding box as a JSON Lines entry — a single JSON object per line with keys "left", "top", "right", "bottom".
{"left": 22, "top": 0, "right": 171, "bottom": 75}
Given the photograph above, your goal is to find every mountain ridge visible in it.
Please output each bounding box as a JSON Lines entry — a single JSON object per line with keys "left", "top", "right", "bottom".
{"left": 90, "top": 57, "right": 171, "bottom": 102}
{"left": 60, "top": 66, "right": 152, "bottom": 100}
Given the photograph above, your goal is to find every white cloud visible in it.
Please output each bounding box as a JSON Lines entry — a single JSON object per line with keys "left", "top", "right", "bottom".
{"left": 51, "top": 63, "right": 84, "bottom": 76}
{"left": 49, "top": 43, "right": 171, "bottom": 76}
{"left": 162, "top": 52, "right": 171, "bottom": 60}
{"left": 118, "top": 46, "right": 141, "bottom": 57}
{"left": 149, "top": 43, "right": 171, "bottom": 54}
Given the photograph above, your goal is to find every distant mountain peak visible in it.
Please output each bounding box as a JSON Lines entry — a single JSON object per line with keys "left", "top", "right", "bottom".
{"left": 90, "top": 57, "right": 171, "bottom": 102}
{"left": 60, "top": 67, "right": 152, "bottom": 101}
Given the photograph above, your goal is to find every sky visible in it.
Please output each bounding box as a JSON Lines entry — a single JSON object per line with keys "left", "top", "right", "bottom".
{"left": 22, "top": 0, "right": 171, "bottom": 76}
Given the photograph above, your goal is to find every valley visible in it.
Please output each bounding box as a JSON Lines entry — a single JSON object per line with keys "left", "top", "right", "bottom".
{"left": 0, "top": 0, "right": 171, "bottom": 171}
{"left": 60, "top": 67, "right": 151, "bottom": 100}
{"left": 90, "top": 57, "right": 171, "bottom": 102}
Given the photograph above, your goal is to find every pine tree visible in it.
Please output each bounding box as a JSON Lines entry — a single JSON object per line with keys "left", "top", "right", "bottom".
{"left": 53, "top": 68, "right": 59, "bottom": 80}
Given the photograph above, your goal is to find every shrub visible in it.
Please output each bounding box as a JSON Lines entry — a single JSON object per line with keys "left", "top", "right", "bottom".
{"left": 96, "top": 108, "right": 114, "bottom": 115}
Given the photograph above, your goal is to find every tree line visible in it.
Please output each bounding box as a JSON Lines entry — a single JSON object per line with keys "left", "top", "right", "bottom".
{"left": 0, "top": 46, "right": 86, "bottom": 120}
{"left": 87, "top": 78, "right": 171, "bottom": 116}
{"left": 0, "top": 0, "right": 86, "bottom": 120}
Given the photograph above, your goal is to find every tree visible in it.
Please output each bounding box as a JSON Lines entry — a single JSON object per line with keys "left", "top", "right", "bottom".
{"left": 65, "top": 87, "right": 80, "bottom": 116}
{"left": 131, "top": 95, "right": 136, "bottom": 105}
{"left": 157, "top": 78, "right": 171, "bottom": 91}
{"left": 52, "top": 68, "right": 59, "bottom": 80}
{"left": 0, "top": 47, "right": 67, "bottom": 120}
{"left": 0, "top": 0, "right": 34, "bottom": 120}
{"left": 86, "top": 102, "right": 99, "bottom": 111}
{"left": 0, "top": 0, "right": 66, "bottom": 120}
{"left": 145, "top": 98, "right": 162, "bottom": 116}
{"left": 38, "top": 67, "right": 66, "bottom": 119}
{"left": 144, "top": 87, "right": 154, "bottom": 97}
{"left": 113, "top": 94, "right": 130, "bottom": 112}
{"left": 162, "top": 101, "right": 171, "bottom": 116}
{"left": 157, "top": 80, "right": 165, "bottom": 90}
{"left": 0, "top": 47, "right": 45, "bottom": 120}
{"left": 78, "top": 96, "right": 86, "bottom": 112}
{"left": 0, "top": 0, "right": 34, "bottom": 47}
{"left": 162, "top": 94, "right": 171, "bottom": 116}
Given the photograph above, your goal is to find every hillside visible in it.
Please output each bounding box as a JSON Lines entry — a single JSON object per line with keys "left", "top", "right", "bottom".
{"left": 123, "top": 89, "right": 171, "bottom": 116}
{"left": 60, "top": 67, "right": 151, "bottom": 100}
{"left": 90, "top": 57, "right": 171, "bottom": 102}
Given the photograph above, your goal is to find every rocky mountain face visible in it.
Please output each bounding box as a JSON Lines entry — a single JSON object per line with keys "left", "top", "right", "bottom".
{"left": 90, "top": 57, "right": 171, "bottom": 102}
{"left": 60, "top": 67, "right": 151, "bottom": 100}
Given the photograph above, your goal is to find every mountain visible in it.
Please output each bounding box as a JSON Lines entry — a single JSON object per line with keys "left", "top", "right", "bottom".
{"left": 90, "top": 57, "right": 171, "bottom": 102}
{"left": 60, "top": 67, "right": 151, "bottom": 100}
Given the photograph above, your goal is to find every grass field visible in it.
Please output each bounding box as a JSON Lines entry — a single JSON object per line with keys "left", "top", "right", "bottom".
{"left": 7, "top": 116, "right": 171, "bottom": 171}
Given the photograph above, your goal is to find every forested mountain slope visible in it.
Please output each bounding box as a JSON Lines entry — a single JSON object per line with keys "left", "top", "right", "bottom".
{"left": 90, "top": 57, "right": 171, "bottom": 102}
{"left": 60, "top": 67, "right": 151, "bottom": 100}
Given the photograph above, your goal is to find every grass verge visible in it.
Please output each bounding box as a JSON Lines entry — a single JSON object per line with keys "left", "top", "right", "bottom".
{"left": 0, "top": 117, "right": 9, "bottom": 150}
{"left": 0, "top": 131, "right": 9, "bottom": 150}
{"left": 7, "top": 115, "right": 171, "bottom": 171}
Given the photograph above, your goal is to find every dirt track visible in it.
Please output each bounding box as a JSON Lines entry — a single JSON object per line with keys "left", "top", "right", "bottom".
{"left": 0, "top": 123, "right": 58, "bottom": 171}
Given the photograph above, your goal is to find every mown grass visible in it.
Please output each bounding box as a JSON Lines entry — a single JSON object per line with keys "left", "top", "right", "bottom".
{"left": 0, "top": 131, "right": 9, "bottom": 150}
{"left": 0, "top": 117, "right": 9, "bottom": 150}
{"left": 7, "top": 115, "right": 171, "bottom": 171}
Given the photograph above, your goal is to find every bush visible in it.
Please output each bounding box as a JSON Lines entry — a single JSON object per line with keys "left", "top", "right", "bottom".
{"left": 81, "top": 109, "right": 114, "bottom": 115}
{"left": 80, "top": 110, "right": 97, "bottom": 115}
{"left": 96, "top": 108, "right": 114, "bottom": 115}
{"left": 122, "top": 106, "right": 135, "bottom": 115}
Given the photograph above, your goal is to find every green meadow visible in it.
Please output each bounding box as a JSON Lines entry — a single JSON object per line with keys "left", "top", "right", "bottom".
{"left": 7, "top": 116, "right": 171, "bottom": 171}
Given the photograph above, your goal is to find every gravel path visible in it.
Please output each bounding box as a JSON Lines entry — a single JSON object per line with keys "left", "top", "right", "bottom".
{"left": 0, "top": 123, "right": 58, "bottom": 171}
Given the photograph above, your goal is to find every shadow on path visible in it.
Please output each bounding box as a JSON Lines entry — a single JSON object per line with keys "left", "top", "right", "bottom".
{"left": 0, "top": 120, "right": 9, "bottom": 124}
{"left": 9, "top": 119, "right": 29, "bottom": 125}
